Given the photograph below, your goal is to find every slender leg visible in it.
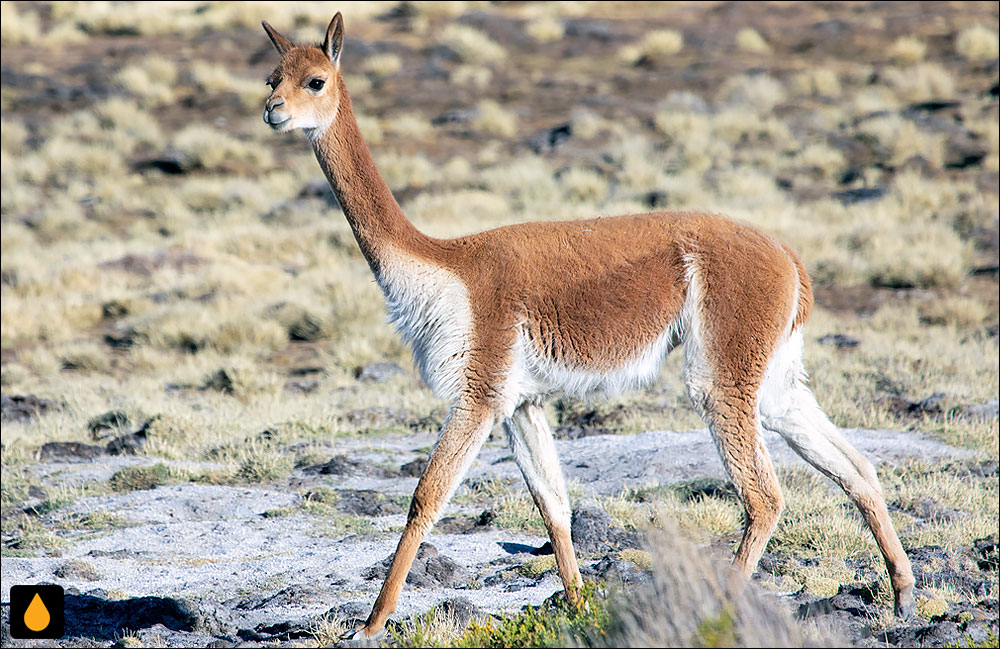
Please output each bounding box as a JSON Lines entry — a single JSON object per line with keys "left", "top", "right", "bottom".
{"left": 356, "top": 405, "right": 494, "bottom": 638}
{"left": 684, "top": 325, "right": 785, "bottom": 584}
{"left": 503, "top": 401, "right": 583, "bottom": 602}
{"left": 762, "top": 382, "right": 915, "bottom": 617}
{"left": 704, "top": 386, "right": 786, "bottom": 579}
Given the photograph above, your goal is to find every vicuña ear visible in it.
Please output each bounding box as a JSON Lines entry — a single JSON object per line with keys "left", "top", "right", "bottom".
{"left": 262, "top": 21, "right": 293, "bottom": 55}
{"left": 324, "top": 12, "right": 345, "bottom": 68}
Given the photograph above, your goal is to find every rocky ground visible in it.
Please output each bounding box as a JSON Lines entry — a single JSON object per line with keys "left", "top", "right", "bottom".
{"left": 1, "top": 396, "right": 996, "bottom": 647}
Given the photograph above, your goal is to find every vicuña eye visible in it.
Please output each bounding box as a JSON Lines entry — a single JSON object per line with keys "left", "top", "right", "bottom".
{"left": 308, "top": 78, "right": 325, "bottom": 90}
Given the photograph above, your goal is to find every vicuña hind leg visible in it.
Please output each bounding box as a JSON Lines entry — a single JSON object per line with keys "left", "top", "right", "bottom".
{"left": 503, "top": 402, "right": 583, "bottom": 603}
{"left": 702, "top": 385, "right": 786, "bottom": 580}
{"left": 759, "top": 334, "right": 915, "bottom": 617}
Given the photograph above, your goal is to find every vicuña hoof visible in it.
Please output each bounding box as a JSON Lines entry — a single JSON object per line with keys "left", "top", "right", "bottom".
{"left": 338, "top": 625, "right": 383, "bottom": 648}
{"left": 894, "top": 584, "right": 915, "bottom": 620}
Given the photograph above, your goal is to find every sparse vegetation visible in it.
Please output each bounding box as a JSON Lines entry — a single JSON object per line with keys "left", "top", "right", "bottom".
{"left": 736, "top": 28, "right": 771, "bottom": 54}
{"left": 1, "top": 1, "right": 996, "bottom": 646}
{"left": 109, "top": 463, "right": 182, "bottom": 492}
{"left": 620, "top": 28, "right": 684, "bottom": 65}
{"left": 956, "top": 24, "right": 1000, "bottom": 61}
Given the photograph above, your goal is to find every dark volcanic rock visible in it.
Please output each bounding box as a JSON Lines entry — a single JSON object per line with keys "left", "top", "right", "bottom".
{"left": 301, "top": 454, "right": 402, "bottom": 479}
{"left": 436, "top": 597, "right": 483, "bottom": 628}
{"left": 436, "top": 509, "right": 496, "bottom": 534}
{"left": 974, "top": 537, "right": 998, "bottom": 571}
{"left": 328, "top": 600, "right": 370, "bottom": 621}
{"left": 564, "top": 18, "right": 624, "bottom": 42}
{"left": 878, "top": 392, "right": 950, "bottom": 419}
{"left": 54, "top": 560, "right": 101, "bottom": 581}
{"left": 553, "top": 401, "right": 619, "bottom": 439}
{"left": 961, "top": 399, "right": 999, "bottom": 421}
{"left": 98, "top": 250, "right": 202, "bottom": 277}
{"left": 251, "top": 619, "right": 314, "bottom": 641}
{"left": 363, "top": 543, "right": 470, "bottom": 588}
{"left": 336, "top": 406, "right": 421, "bottom": 433}
{"left": 431, "top": 107, "right": 479, "bottom": 126}
{"left": 831, "top": 186, "right": 887, "bottom": 206}
{"left": 201, "top": 368, "right": 235, "bottom": 394}
{"left": 298, "top": 179, "right": 340, "bottom": 207}
{"left": 400, "top": 456, "right": 428, "bottom": 477}
{"left": 285, "top": 378, "right": 321, "bottom": 394}
{"left": 87, "top": 410, "right": 131, "bottom": 438}
{"left": 882, "top": 621, "right": 962, "bottom": 648}
{"left": 234, "top": 584, "right": 324, "bottom": 611}
{"left": 106, "top": 417, "right": 156, "bottom": 456}
{"left": 571, "top": 506, "right": 642, "bottom": 555}
{"left": 582, "top": 554, "right": 652, "bottom": 587}
{"left": 336, "top": 489, "right": 406, "bottom": 516}
{"left": 64, "top": 592, "right": 234, "bottom": 639}
{"left": 2, "top": 394, "right": 59, "bottom": 422}
{"left": 132, "top": 151, "right": 199, "bottom": 175}
{"left": 39, "top": 441, "right": 104, "bottom": 461}
{"left": 908, "top": 545, "right": 993, "bottom": 596}
{"left": 817, "top": 333, "right": 860, "bottom": 348}
{"left": 354, "top": 362, "right": 405, "bottom": 383}
{"left": 527, "top": 123, "right": 572, "bottom": 154}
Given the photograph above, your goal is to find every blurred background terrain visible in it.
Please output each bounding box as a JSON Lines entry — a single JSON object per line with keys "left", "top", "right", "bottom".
{"left": 1, "top": 2, "right": 998, "bottom": 647}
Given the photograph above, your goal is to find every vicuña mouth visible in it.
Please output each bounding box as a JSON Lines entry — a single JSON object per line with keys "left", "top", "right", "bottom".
{"left": 264, "top": 112, "right": 291, "bottom": 130}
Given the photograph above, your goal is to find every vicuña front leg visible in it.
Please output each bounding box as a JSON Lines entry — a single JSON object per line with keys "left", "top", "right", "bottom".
{"left": 503, "top": 402, "right": 583, "bottom": 603}
{"left": 356, "top": 405, "right": 494, "bottom": 638}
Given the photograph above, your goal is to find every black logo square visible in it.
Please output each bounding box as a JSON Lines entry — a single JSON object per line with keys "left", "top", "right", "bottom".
{"left": 10, "top": 584, "right": 64, "bottom": 639}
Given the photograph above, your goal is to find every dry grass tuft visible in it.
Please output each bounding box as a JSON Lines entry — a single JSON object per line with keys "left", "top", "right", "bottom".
{"left": 364, "top": 52, "right": 402, "bottom": 78}
{"left": 882, "top": 63, "right": 955, "bottom": 102}
{"left": 791, "top": 68, "right": 842, "bottom": 98}
{"left": 736, "top": 28, "right": 771, "bottom": 54}
{"left": 308, "top": 613, "right": 350, "bottom": 647}
{"left": 189, "top": 61, "right": 265, "bottom": 108}
{"left": 171, "top": 125, "right": 273, "bottom": 172}
{"left": 956, "top": 24, "right": 1000, "bottom": 61}
{"left": 519, "top": 554, "right": 558, "bottom": 578}
{"left": 559, "top": 167, "right": 609, "bottom": 203}
{"left": 917, "top": 295, "right": 989, "bottom": 329}
{"left": 717, "top": 73, "right": 786, "bottom": 114}
{"left": 473, "top": 100, "right": 519, "bottom": 138}
{"left": 390, "top": 605, "right": 468, "bottom": 648}
{"left": 620, "top": 29, "right": 684, "bottom": 65}
{"left": 604, "top": 526, "right": 838, "bottom": 647}
{"left": 438, "top": 24, "right": 506, "bottom": 65}
{"left": 449, "top": 64, "right": 493, "bottom": 88}
{"left": 888, "top": 36, "right": 927, "bottom": 64}
{"left": 526, "top": 16, "right": 565, "bottom": 43}
{"left": 0, "top": 2, "right": 41, "bottom": 45}
{"left": 114, "top": 57, "right": 178, "bottom": 107}
{"left": 384, "top": 113, "right": 433, "bottom": 139}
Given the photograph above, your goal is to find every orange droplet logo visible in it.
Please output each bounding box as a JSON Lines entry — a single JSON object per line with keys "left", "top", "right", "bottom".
{"left": 24, "top": 592, "right": 50, "bottom": 632}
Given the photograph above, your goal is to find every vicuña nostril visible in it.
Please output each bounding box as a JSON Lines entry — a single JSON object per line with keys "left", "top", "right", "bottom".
{"left": 267, "top": 98, "right": 285, "bottom": 110}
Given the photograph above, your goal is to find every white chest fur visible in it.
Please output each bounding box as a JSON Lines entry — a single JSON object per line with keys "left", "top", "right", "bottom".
{"left": 377, "top": 253, "right": 473, "bottom": 402}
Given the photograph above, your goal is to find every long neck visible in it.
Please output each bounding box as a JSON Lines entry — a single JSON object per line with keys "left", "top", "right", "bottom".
{"left": 309, "top": 77, "right": 432, "bottom": 276}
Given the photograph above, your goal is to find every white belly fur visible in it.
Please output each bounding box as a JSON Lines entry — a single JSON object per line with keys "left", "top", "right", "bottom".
{"left": 505, "top": 305, "right": 688, "bottom": 410}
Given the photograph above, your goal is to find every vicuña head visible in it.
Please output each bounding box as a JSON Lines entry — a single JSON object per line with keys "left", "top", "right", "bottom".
{"left": 262, "top": 13, "right": 344, "bottom": 135}
{"left": 260, "top": 12, "right": 916, "bottom": 642}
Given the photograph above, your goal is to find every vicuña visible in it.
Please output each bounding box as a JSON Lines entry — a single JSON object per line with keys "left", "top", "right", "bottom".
{"left": 261, "top": 13, "right": 915, "bottom": 638}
